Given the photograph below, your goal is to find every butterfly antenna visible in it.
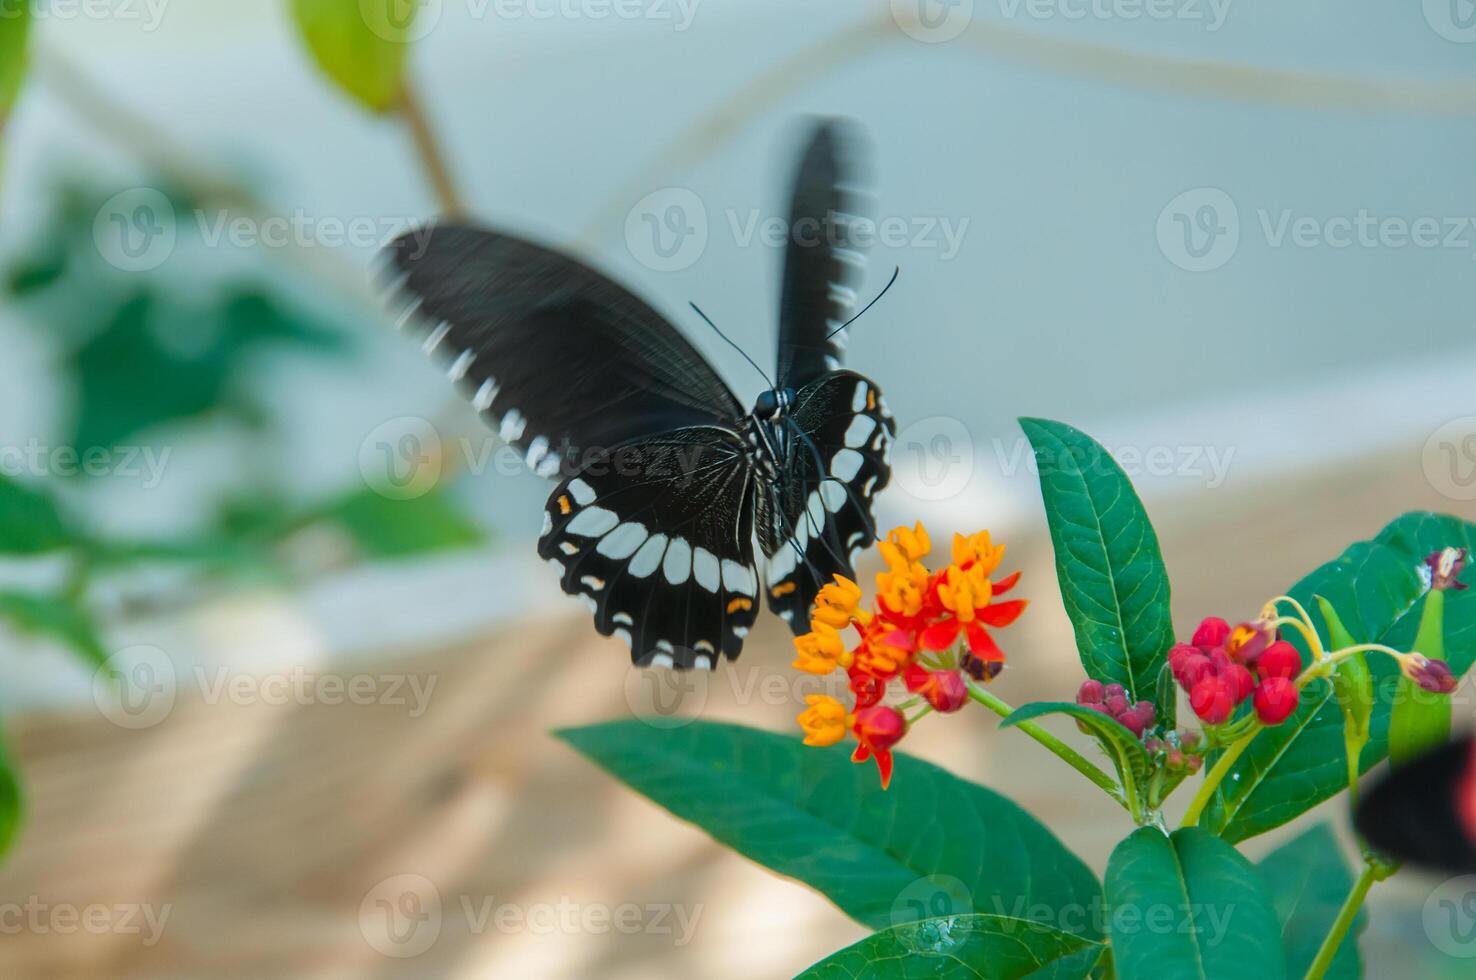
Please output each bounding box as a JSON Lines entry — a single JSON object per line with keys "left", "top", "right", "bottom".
{"left": 825, "top": 266, "right": 900, "bottom": 341}
{"left": 690, "top": 302, "right": 775, "bottom": 390}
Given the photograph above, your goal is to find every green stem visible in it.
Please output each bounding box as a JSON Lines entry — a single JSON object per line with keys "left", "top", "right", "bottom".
{"left": 1181, "top": 723, "right": 1262, "bottom": 828}
{"left": 1303, "top": 863, "right": 1376, "bottom": 980}
{"left": 966, "top": 682, "right": 1129, "bottom": 811}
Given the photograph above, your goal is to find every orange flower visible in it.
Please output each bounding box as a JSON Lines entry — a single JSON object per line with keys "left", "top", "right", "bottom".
{"left": 812, "top": 574, "right": 864, "bottom": 630}
{"left": 792, "top": 521, "right": 1029, "bottom": 789}
{"left": 797, "top": 695, "right": 849, "bottom": 747}
{"left": 792, "top": 622, "right": 852, "bottom": 675}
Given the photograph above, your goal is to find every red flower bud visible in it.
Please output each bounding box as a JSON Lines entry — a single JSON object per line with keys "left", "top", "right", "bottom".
{"left": 1076, "top": 679, "right": 1105, "bottom": 705}
{"left": 1104, "top": 693, "right": 1129, "bottom": 717}
{"left": 1256, "top": 641, "right": 1302, "bottom": 681}
{"left": 1190, "top": 676, "right": 1235, "bottom": 724}
{"left": 1253, "top": 676, "right": 1301, "bottom": 725}
{"left": 904, "top": 664, "right": 968, "bottom": 713}
{"left": 1104, "top": 683, "right": 1126, "bottom": 701}
{"left": 1408, "top": 656, "right": 1458, "bottom": 694}
{"left": 1226, "top": 663, "right": 1257, "bottom": 703}
{"left": 1174, "top": 652, "right": 1215, "bottom": 689}
{"left": 852, "top": 705, "right": 907, "bottom": 752}
{"left": 1192, "top": 617, "right": 1231, "bottom": 649}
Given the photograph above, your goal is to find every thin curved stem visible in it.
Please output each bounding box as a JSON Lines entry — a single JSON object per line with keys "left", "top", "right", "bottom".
{"left": 1181, "top": 723, "right": 1262, "bottom": 828}
{"left": 1303, "top": 863, "right": 1376, "bottom": 980}
{"left": 399, "top": 75, "right": 464, "bottom": 218}
{"left": 967, "top": 682, "right": 1128, "bottom": 812}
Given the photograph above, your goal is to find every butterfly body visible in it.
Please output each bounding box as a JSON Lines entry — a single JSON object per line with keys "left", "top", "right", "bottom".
{"left": 383, "top": 120, "right": 892, "bottom": 668}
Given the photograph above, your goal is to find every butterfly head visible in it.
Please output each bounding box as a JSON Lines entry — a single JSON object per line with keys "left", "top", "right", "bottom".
{"left": 753, "top": 387, "right": 796, "bottom": 421}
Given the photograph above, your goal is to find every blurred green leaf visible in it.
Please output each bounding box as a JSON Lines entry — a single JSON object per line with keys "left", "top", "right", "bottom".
{"left": 290, "top": 0, "right": 414, "bottom": 113}
{"left": 0, "top": 474, "right": 74, "bottom": 554}
{"left": 1256, "top": 823, "right": 1363, "bottom": 979}
{"left": 0, "top": 591, "right": 107, "bottom": 668}
{"left": 0, "top": 2, "right": 30, "bottom": 124}
{"left": 321, "top": 487, "right": 483, "bottom": 559}
{"left": 0, "top": 729, "right": 21, "bottom": 862}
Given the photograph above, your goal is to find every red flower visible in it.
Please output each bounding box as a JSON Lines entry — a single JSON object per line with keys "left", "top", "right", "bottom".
{"left": 851, "top": 705, "right": 908, "bottom": 789}
{"left": 1253, "top": 676, "right": 1301, "bottom": 725}
{"left": 1256, "top": 641, "right": 1302, "bottom": 681}
{"left": 1192, "top": 617, "right": 1231, "bottom": 648}
{"left": 1189, "top": 676, "right": 1235, "bottom": 724}
{"left": 904, "top": 664, "right": 967, "bottom": 713}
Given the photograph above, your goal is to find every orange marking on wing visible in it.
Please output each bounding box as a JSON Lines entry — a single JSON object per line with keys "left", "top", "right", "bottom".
{"left": 770, "top": 581, "right": 798, "bottom": 597}
{"left": 557, "top": 495, "right": 571, "bottom": 515}
{"left": 867, "top": 389, "right": 877, "bottom": 411}
{"left": 726, "top": 597, "right": 753, "bottom": 614}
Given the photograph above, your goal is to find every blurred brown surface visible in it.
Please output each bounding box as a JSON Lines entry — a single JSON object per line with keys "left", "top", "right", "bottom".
{"left": 0, "top": 441, "right": 1469, "bottom": 979}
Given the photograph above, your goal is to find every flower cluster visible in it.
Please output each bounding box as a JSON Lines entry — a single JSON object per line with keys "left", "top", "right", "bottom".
{"left": 1170, "top": 616, "right": 1303, "bottom": 726}
{"left": 794, "top": 523, "right": 1027, "bottom": 788}
{"left": 1074, "top": 680, "right": 1156, "bottom": 736}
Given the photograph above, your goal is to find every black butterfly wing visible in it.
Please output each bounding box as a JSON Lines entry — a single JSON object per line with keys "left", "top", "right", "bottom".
{"left": 757, "top": 370, "right": 895, "bottom": 631}
{"left": 1355, "top": 736, "right": 1476, "bottom": 874}
{"left": 776, "top": 120, "right": 874, "bottom": 389}
{"left": 383, "top": 225, "right": 743, "bottom": 476}
{"left": 537, "top": 427, "right": 761, "bottom": 668}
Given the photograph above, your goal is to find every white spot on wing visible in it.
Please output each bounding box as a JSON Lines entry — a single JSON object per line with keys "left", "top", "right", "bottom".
{"left": 650, "top": 652, "right": 674, "bottom": 669}
{"left": 662, "top": 537, "right": 692, "bottom": 585}
{"left": 473, "top": 378, "right": 498, "bottom": 411}
{"left": 448, "top": 349, "right": 475, "bottom": 381}
{"left": 845, "top": 415, "right": 876, "bottom": 448}
{"left": 722, "top": 560, "right": 755, "bottom": 595}
{"left": 851, "top": 382, "right": 869, "bottom": 413}
{"left": 597, "top": 522, "right": 647, "bottom": 559}
{"left": 421, "top": 319, "right": 449, "bottom": 351}
{"left": 568, "top": 479, "right": 597, "bottom": 506}
{"left": 692, "top": 547, "right": 721, "bottom": 592}
{"left": 629, "top": 534, "right": 668, "bottom": 578}
{"left": 822, "top": 480, "right": 848, "bottom": 513}
{"left": 831, "top": 448, "right": 864, "bottom": 482}
{"left": 500, "top": 411, "right": 527, "bottom": 442}
{"left": 565, "top": 506, "right": 618, "bottom": 537}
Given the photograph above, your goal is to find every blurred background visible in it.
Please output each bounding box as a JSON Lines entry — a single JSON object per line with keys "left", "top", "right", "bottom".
{"left": 0, "top": 1, "right": 1475, "bottom": 977}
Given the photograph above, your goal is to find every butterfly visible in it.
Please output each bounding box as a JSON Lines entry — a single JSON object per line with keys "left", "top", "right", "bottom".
{"left": 1356, "top": 735, "right": 1476, "bottom": 874}
{"left": 380, "top": 120, "right": 895, "bottom": 669}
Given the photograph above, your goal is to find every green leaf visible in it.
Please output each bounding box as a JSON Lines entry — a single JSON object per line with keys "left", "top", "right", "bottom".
{"left": 559, "top": 720, "right": 1104, "bottom": 937}
{"left": 0, "top": 475, "right": 74, "bottom": 554}
{"left": 1019, "top": 418, "right": 1174, "bottom": 705}
{"left": 1105, "top": 827, "right": 1284, "bottom": 980}
{"left": 1001, "top": 701, "right": 1151, "bottom": 804}
{"left": 321, "top": 487, "right": 483, "bottom": 559}
{"left": 1256, "top": 823, "right": 1363, "bottom": 979}
{"left": 290, "top": 0, "right": 414, "bottom": 113}
{"left": 1202, "top": 511, "right": 1476, "bottom": 842}
{"left": 0, "top": 591, "right": 108, "bottom": 668}
{"left": 0, "top": 2, "right": 29, "bottom": 123}
{"left": 794, "top": 915, "right": 1104, "bottom": 980}
{"left": 0, "top": 728, "right": 21, "bottom": 861}
{"left": 1389, "top": 587, "right": 1451, "bottom": 767}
